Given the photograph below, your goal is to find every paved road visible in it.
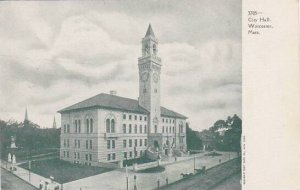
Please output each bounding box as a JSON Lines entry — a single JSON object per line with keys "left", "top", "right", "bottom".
{"left": 1, "top": 168, "right": 37, "bottom": 190}
{"left": 210, "top": 174, "right": 241, "bottom": 190}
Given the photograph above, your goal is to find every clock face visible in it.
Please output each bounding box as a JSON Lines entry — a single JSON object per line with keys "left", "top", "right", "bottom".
{"left": 141, "top": 72, "right": 149, "bottom": 81}
{"left": 153, "top": 73, "right": 159, "bottom": 83}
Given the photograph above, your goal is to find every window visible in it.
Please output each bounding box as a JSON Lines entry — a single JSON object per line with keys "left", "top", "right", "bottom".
{"left": 112, "top": 153, "right": 116, "bottom": 160}
{"left": 173, "top": 127, "right": 175, "bottom": 133}
{"left": 89, "top": 140, "right": 92, "bottom": 149}
{"left": 144, "top": 139, "right": 147, "bottom": 146}
{"left": 134, "top": 139, "right": 137, "bottom": 147}
{"left": 134, "top": 151, "right": 137, "bottom": 157}
{"left": 129, "top": 124, "right": 132, "bottom": 133}
{"left": 63, "top": 151, "right": 66, "bottom": 157}
{"left": 64, "top": 125, "right": 66, "bottom": 133}
{"left": 162, "top": 126, "right": 164, "bottom": 133}
{"left": 66, "top": 151, "right": 69, "bottom": 158}
{"left": 67, "top": 139, "right": 69, "bottom": 147}
{"left": 134, "top": 115, "right": 137, "bottom": 120}
{"left": 144, "top": 125, "right": 147, "bottom": 133}
{"left": 140, "top": 139, "right": 142, "bottom": 146}
{"left": 123, "top": 114, "right": 126, "bottom": 119}
{"left": 173, "top": 119, "right": 175, "bottom": 123}
{"left": 78, "top": 120, "right": 81, "bottom": 133}
{"left": 107, "top": 140, "right": 111, "bottom": 149}
{"left": 123, "top": 140, "right": 126, "bottom": 148}
{"left": 166, "top": 119, "right": 168, "bottom": 123}
{"left": 166, "top": 127, "right": 168, "bottom": 133}
{"left": 74, "top": 152, "right": 77, "bottom": 159}
{"left": 140, "top": 116, "right": 142, "bottom": 121}
{"left": 124, "top": 152, "right": 127, "bottom": 159}
{"left": 90, "top": 119, "right": 93, "bottom": 133}
{"left": 139, "top": 125, "right": 142, "bottom": 133}
{"left": 129, "top": 151, "right": 132, "bottom": 158}
{"left": 112, "top": 140, "right": 115, "bottom": 149}
{"left": 129, "top": 115, "right": 132, "bottom": 120}
{"left": 129, "top": 139, "right": 132, "bottom": 147}
{"left": 144, "top": 116, "right": 147, "bottom": 121}
{"left": 78, "top": 140, "right": 80, "bottom": 148}
{"left": 64, "top": 139, "right": 66, "bottom": 147}
{"left": 134, "top": 125, "right": 137, "bottom": 133}
{"left": 86, "top": 140, "right": 88, "bottom": 149}
{"left": 67, "top": 124, "right": 70, "bottom": 133}
{"left": 89, "top": 154, "right": 92, "bottom": 161}
{"left": 75, "top": 120, "right": 78, "bottom": 133}
{"left": 74, "top": 139, "right": 77, "bottom": 148}
{"left": 169, "top": 127, "right": 171, "bottom": 133}
{"left": 155, "top": 125, "right": 157, "bottom": 133}
{"left": 107, "top": 154, "right": 111, "bottom": 161}
{"left": 162, "top": 118, "right": 164, "bottom": 123}
{"left": 111, "top": 119, "right": 115, "bottom": 133}
{"left": 123, "top": 124, "right": 126, "bottom": 133}
{"left": 106, "top": 119, "right": 110, "bottom": 133}
{"left": 140, "top": 150, "right": 143, "bottom": 157}
{"left": 86, "top": 119, "right": 89, "bottom": 133}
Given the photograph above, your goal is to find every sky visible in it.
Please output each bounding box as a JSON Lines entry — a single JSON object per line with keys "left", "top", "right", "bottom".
{"left": 0, "top": 0, "right": 241, "bottom": 131}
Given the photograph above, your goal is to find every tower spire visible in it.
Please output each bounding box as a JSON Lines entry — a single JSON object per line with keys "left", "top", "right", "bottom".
{"left": 145, "top": 24, "right": 155, "bottom": 37}
{"left": 53, "top": 116, "right": 57, "bottom": 129}
{"left": 25, "top": 107, "right": 28, "bottom": 121}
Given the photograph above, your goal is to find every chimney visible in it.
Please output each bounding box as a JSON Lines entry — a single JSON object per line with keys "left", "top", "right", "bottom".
{"left": 110, "top": 90, "right": 117, "bottom": 96}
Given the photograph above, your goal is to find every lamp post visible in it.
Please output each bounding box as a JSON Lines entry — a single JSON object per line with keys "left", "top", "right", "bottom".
{"left": 126, "top": 165, "right": 128, "bottom": 190}
{"left": 134, "top": 175, "right": 137, "bottom": 190}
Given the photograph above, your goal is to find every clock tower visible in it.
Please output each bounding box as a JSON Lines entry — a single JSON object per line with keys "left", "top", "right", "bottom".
{"left": 138, "top": 24, "right": 161, "bottom": 134}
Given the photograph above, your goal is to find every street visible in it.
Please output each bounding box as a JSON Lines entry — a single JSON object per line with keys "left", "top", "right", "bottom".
{"left": 1, "top": 168, "right": 37, "bottom": 190}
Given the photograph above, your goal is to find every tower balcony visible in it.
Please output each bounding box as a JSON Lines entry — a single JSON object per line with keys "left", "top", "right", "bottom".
{"left": 138, "top": 55, "right": 161, "bottom": 65}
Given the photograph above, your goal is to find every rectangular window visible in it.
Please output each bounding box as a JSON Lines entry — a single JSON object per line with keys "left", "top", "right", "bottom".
{"left": 64, "top": 125, "right": 66, "bottom": 133}
{"left": 64, "top": 139, "right": 66, "bottom": 147}
{"left": 134, "top": 125, "right": 137, "bottom": 133}
{"left": 89, "top": 140, "right": 92, "bottom": 149}
{"left": 78, "top": 140, "right": 80, "bottom": 148}
{"left": 134, "top": 115, "right": 137, "bottom": 120}
{"left": 85, "top": 154, "right": 88, "bottom": 161}
{"left": 63, "top": 151, "right": 66, "bottom": 157}
{"left": 86, "top": 140, "right": 88, "bottom": 149}
{"left": 134, "top": 151, "right": 137, "bottom": 157}
{"left": 129, "top": 115, "right": 132, "bottom": 120}
{"left": 144, "top": 125, "right": 147, "bottom": 133}
{"left": 86, "top": 119, "right": 89, "bottom": 133}
{"left": 78, "top": 120, "right": 81, "bottom": 133}
{"left": 123, "top": 124, "right": 126, "bottom": 133}
{"left": 144, "top": 116, "right": 147, "bottom": 121}
{"left": 78, "top": 153, "right": 80, "bottom": 159}
{"left": 74, "top": 139, "right": 77, "bottom": 148}
{"left": 140, "top": 116, "right": 142, "bottom": 121}
{"left": 112, "top": 153, "right": 116, "bottom": 160}
{"left": 134, "top": 139, "right": 137, "bottom": 147}
{"left": 67, "top": 139, "right": 70, "bottom": 147}
{"left": 123, "top": 140, "right": 126, "bottom": 148}
{"left": 129, "top": 151, "right": 132, "bottom": 158}
{"left": 129, "top": 139, "right": 132, "bottom": 147}
{"left": 75, "top": 120, "right": 78, "bottom": 133}
{"left": 124, "top": 152, "right": 127, "bottom": 159}
{"left": 163, "top": 126, "right": 164, "bottom": 133}
{"left": 163, "top": 118, "right": 164, "bottom": 123}
{"left": 139, "top": 125, "right": 142, "bottom": 133}
{"left": 123, "top": 114, "right": 126, "bottom": 119}
{"left": 140, "top": 139, "right": 142, "bottom": 146}
{"left": 145, "top": 139, "right": 147, "bottom": 146}
{"left": 155, "top": 125, "right": 157, "bottom": 133}
{"left": 129, "top": 124, "right": 132, "bottom": 133}
{"left": 67, "top": 151, "right": 69, "bottom": 158}
{"left": 112, "top": 140, "right": 115, "bottom": 149}
{"left": 90, "top": 119, "right": 93, "bottom": 133}
{"left": 67, "top": 124, "right": 70, "bottom": 133}
{"left": 89, "top": 154, "right": 92, "bottom": 161}
{"left": 107, "top": 154, "right": 111, "bottom": 161}
{"left": 140, "top": 150, "right": 143, "bottom": 157}
{"left": 107, "top": 140, "right": 111, "bottom": 149}
{"left": 74, "top": 152, "right": 77, "bottom": 159}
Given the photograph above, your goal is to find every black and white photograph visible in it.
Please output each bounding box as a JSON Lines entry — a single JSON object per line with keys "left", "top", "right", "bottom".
{"left": 0, "top": 1, "right": 242, "bottom": 190}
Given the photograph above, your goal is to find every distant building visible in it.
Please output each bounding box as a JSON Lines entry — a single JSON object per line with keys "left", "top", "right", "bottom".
{"left": 22, "top": 108, "right": 40, "bottom": 128}
{"left": 58, "top": 25, "right": 188, "bottom": 166}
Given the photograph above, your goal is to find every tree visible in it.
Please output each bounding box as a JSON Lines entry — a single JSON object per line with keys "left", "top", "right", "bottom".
{"left": 186, "top": 123, "right": 202, "bottom": 150}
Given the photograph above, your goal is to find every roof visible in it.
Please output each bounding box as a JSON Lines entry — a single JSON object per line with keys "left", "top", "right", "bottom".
{"left": 58, "top": 93, "right": 187, "bottom": 119}
{"left": 145, "top": 24, "right": 155, "bottom": 37}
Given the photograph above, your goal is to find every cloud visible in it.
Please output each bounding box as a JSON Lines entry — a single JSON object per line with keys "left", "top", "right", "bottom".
{"left": 0, "top": 1, "right": 241, "bottom": 130}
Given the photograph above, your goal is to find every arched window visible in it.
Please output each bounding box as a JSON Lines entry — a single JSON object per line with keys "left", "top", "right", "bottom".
{"left": 90, "top": 118, "right": 93, "bottom": 133}
{"left": 86, "top": 119, "right": 89, "bottom": 133}
{"left": 153, "top": 44, "right": 157, "bottom": 55}
{"left": 111, "top": 119, "right": 115, "bottom": 133}
{"left": 106, "top": 119, "right": 110, "bottom": 133}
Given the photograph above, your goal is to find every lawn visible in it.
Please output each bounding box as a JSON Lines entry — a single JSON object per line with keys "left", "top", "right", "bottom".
{"left": 19, "top": 158, "right": 114, "bottom": 183}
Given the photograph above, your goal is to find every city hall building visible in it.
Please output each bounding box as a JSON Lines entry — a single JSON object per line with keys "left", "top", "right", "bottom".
{"left": 58, "top": 25, "right": 188, "bottom": 166}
